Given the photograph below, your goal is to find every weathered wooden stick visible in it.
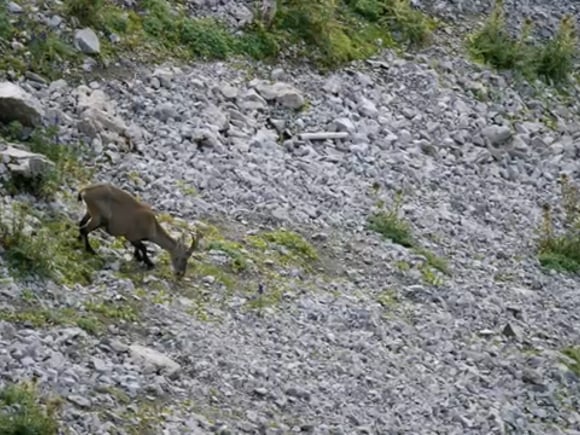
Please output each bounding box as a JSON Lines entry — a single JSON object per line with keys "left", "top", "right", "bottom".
{"left": 299, "top": 132, "right": 349, "bottom": 141}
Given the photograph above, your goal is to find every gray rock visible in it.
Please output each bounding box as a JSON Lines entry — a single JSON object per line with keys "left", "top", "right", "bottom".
{"left": 129, "top": 344, "right": 181, "bottom": 376}
{"left": 74, "top": 28, "right": 101, "bottom": 54}
{"left": 7, "top": 1, "right": 22, "bottom": 13}
{"left": 255, "top": 81, "right": 305, "bottom": 109}
{"left": 68, "top": 395, "right": 92, "bottom": 408}
{"left": 0, "top": 81, "right": 45, "bottom": 127}
{"left": 481, "top": 125, "right": 513, "bottom": 146}
{"left": 1, "top": 145, "right": 55, "bottom": 178}
{"left": 333, "top": 117, "right": 356, "bottom": 133}
{"left": 357, "top": 97, "right": 378, "bottom": 118}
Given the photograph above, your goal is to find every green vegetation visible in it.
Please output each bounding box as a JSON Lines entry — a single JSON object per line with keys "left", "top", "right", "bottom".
{"left": 84, "top": 298, "right": 141, "bottom": 324}
{"left": 2, "top": 0, "right": 434, "bottom": 79}
{"left": 468, "top": 0, "right": 577, "bottom": 85}
{"left": 368, "top": 190, "right": 450, "bottom": 282}
{"left": 0, "top": 122, "right": 98, "bottom": 285}
{"left": 206, "top": 240, "right": 249, "bottom": 273}
{"left": 0, "top": 304, "right": 79, "bottom": 329}
{"left": 0, "top": 0, "right": 79, "bottom": 80}
{"left": 259, "top": 228, "right": 318, "bottom": 263}
{"left": 63, "top": 0, "right": 105, "bottom": 27}
{"left": 0, "top": 202, "right": 104, "bottom": 284}
{"left": 269, "top": 0, "right": 434, "bottom": 68}
{"left": 561, "top": 346, "right": 580, "bottom": 376}
{"left": 1, "top": 123, "right": 92, "bottom": 200}
{"left": 0, "top": 381, "right": 61, "bottom": 435}
{"left": 368, "top": 195, "right": 415, "bottom": 248}
{"left": 0, "top": 291, "right": 144, "bottom": 334}
{"left": 376, "top": 288, "right": 399, "bottom": 308}
{"left": 537, "top": 175, "right": 580, "bottom": 274}
{"left": 0, "top": 0, "right": 12, "bottom": 41}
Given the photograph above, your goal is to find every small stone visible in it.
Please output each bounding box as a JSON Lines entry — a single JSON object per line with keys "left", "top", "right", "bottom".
{"left": 333, "top": 117, "right": 356, "bottom": 132}
{"left": 481, "top": 125, "right": 512, "bottom": 146}
{"left": 7, "top": 2, "right": 22, "bottom": 13}
{"left": 254, "top": 387, "right": 268, "bottom": 397}
{"left": 68, "top": 395, "right": 92, "bottom": 408}
{"left": 129, "top": 344, "right": 182, "bottom": 377}
{"left": 358, "top": 97, "right": 378, "bottom": 118}
{"left": 285, "top": 386, "right": 311, "bottom": 400}
{"left": 202, "top": 275, "right": 216, "bottom": 285}
{"left": 501, "top": 322, "right": 522, "bottom": 339}
{"left": 153, "top": 103, "right": 178, "bottom": 122}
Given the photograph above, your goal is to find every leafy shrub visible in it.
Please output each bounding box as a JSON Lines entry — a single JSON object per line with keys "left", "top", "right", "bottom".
{"left": 368, "top": 192, "right": 415, "bottom": 247}
{"left": 368, "top": 191, "right": 450, "bottom": 279}
{"left": 63, "top": 0, "right": 105, "bottom": 27}
{"left": 468, "top": 0, "right": 577, "bottom": 85}
{"left": 0, "top": 0, "right": 13, "bottom": 40}
{"left": 0, "top": 381, "right": 60, "bottom": 435}
{"left": 178, "top": 18, "right": 237, "bottom": 60}
{"left": 537, "top": 174, "right": 580, "bottom": 273}
{"left": 271, "top": 0, "right": 433, "bottom": 68}
{"left": 534, "top": 15, "right": 577, "bottom": 84}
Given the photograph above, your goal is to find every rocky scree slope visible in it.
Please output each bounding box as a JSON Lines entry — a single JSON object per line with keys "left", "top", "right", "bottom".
{"left": 1, "top": 2, "right": 580, "bottom": 435}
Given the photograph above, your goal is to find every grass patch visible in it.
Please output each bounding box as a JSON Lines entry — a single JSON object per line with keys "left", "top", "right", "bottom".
{"left": 368, "top": 210, "right": 415, "bottom": 248}
{"left": 269, "top": 0, "right": 434, "bottom": 68}
{"left": 0, "top": 305, "right": 77, "bottom": 329}
{"left": 260, "top": 228, "right": 318, "bottom": 263}
{"left": 561, "top": 346, "right": 580, "bottom": 376}
{"left": 4, "top": 0, "right": 434, "bottom": 80}
{"left": 0, "top": 381, "right": 61, "bottom": 435}
{"left": 0, "top": 124, "right": 99, "bottom": 285}
{"left": 537, "top": 175, "right": 580, "bottom": 274}
{"left": 0, "top": 292, "right": 104, "bottom": 334}
{"left": 243, "top": 284, "right": 285, "bottom": 312}
{"left": 84, "top": 298, "right": 140, "bottom": 324}
{"left": 468, "top": 0, "right": 577, "bottom": 85}
{"left": 206, "top": 239, "right": 249, "bottom": 273}
{"left": 368, "top": 191, "right": 450, "bottom": 282}
{"left": 376, "top": 288, "right": 398, "bottom": 308}
{"left": 0, "top": 202, "right": 104, "bottom": 284}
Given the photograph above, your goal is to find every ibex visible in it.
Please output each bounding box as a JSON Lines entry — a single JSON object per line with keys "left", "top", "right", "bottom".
{"left": 77, "top": 183, "right": 201, "bottom": 279}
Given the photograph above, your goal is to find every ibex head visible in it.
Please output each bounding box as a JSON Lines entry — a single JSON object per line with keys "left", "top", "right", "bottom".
{"left": 170, "top": 230, "right": 203, "bottom": 280}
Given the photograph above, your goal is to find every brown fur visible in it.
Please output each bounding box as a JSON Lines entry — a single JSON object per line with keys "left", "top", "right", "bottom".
{"left": 77, "top": 183, "right": 200, "bottom": 279}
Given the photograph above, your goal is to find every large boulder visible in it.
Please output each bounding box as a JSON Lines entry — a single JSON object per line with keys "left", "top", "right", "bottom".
{"left": 0, "top": 145, "right": 55, "bottom": 179}
{"left": 129, "top": 344, "right": 181, "bottom": 377}
{"left": 74, "top": 28, "right": 100, "bottom": 54}
{"left": 255, "top": 81, "right": 305, "bottom": 110}
{"left": 0, "top": 82, "right": 45, "bottom": 127}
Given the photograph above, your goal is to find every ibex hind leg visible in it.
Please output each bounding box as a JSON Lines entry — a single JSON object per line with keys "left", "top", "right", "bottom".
{"left": 77, "top": 213, "right": 91, "bottom": 241}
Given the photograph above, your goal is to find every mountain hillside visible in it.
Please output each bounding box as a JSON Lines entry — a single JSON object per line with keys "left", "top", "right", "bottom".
{"left": 0, "top": 0, "right": 579, "bottom": 434}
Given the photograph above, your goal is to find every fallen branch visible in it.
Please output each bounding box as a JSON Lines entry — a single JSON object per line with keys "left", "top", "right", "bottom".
{"left": 298, "top": 131, "right": 349, "bottom": 141}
